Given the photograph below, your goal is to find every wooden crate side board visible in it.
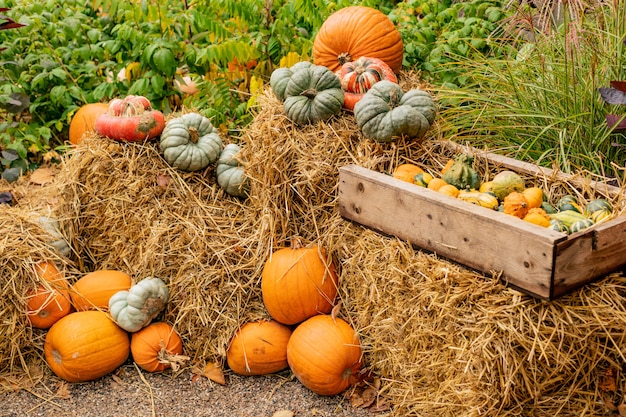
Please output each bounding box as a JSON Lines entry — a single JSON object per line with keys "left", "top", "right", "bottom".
{"left": 338, "top": 165, "right": 568, "bottom": 299}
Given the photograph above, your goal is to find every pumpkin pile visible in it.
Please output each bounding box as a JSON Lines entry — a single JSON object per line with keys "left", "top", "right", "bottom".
{"left": 391, "top": 153, "right": 618, "bottom": 234}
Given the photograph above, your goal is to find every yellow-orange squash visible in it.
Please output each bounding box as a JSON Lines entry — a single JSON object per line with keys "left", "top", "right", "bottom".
{"left": 261, "top": 241, "right": 338, "bottom": 325}
{"left": 69, "top": 103, "right": 109, "bottom": 145}
{"left": 226, "top": 320, "right": 292, "bottom": 376}
{"left": 26, "top": 261, "right": 72, "bottom": 329}
{"left": 522, "top": 186, "right": 545, "bottom": 209}
{"left": 130, "top": 322, "right": 184, "bottom": 372}
{"left": 391, "top": 163, "right": 423, "bottom": 184}
{"left": 438, "top": 184, "right": 460, "bottom": 198}
{"left": 71, "top": 270, "right": 132, "bottom": 311}
{"left": 427, "top": 177, "right": 447, "bottom": 191}
{"left": 287, "top": 315, "right": 362, "bottom": 396}
{"left": 312, "top": 6, "right": 403, "bottom": 73}
{"left": 503, "top": 192, "right": 529, "bottom": 219}
{"left": 44, "top": 310, "right": 130, "bottom": 382}
{"left": 523, "top": 207, "right": 551, "bottom": 227}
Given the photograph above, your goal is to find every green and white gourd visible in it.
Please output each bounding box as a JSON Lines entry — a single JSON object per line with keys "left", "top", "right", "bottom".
{"left": 354, "top": 80, "right": 436, "bottom": 142}
{"left": 38, "top": 215, "right": 71, "bottom": 257}
{"left": 159, "top": 112, "right": 223, "bottom": 172}
{"left": 216, "top": 143, "right": 249, "bottom": 198}
{"left": 109, "top": 277, "right": 169, "bottom": 332}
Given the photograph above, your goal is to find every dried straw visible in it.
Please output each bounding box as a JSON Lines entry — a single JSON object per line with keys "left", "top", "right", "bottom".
{"left": 1, "top": 71, "right": 625, "bottom": 416}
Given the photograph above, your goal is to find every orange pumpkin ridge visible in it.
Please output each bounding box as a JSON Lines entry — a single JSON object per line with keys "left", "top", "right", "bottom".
{"left": 26, "top": 261, "right": 72, "bottom": 329}
{"left": 71, "top": 270, "right": 132, "bottom": 311}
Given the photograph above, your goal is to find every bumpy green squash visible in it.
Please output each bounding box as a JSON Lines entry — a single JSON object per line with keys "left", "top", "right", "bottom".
{"left": 160, "top": 112, "right": 223, "bottom": 172}
{"left": 283, "top": 64, "right": 344, "bottom": 125}
{"left": 353, "top": 80, "right": 436, "bottom": 142}
{"left": 270, "top": 61, "right": 314, "bottom": 101}
{"left": 441, "top": 154, "right": 480, "bottom": 191}
{"left": 216, "top": 143, "right": 250, "bottom": 198}
{"left": 490, "top": 171, "right": 525, "bottom": 201}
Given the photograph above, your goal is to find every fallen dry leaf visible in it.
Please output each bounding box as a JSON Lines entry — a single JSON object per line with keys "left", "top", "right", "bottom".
{"left": 156, "top": 173, "right": 171, "bottom": 187}
{"left": 599, "top": 367, "right": 619, "bottom": 392}
{"left": 55, "top": 381, "right": 71, "bottom": 399}
{"left": 191, "top": 362, "right": 226, "bottom": 385}
{"left": 271, "top": 411, "right": 294, "bottom": 417}
{"left": 369, "top": 397, "right": 391, "bottom": 412}
{"left": 331, "top": 301, "right": 342, "bottom": 321}
{"left": 29, "top": 167, "right": 55, "bottom": 185}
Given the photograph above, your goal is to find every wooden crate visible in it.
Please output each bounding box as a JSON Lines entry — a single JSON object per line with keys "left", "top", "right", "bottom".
{"left": 338, "top": 144, "right": 626, "bottom": 300}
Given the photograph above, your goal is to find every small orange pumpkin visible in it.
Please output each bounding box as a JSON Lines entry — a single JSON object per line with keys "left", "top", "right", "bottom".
{"left": 287, "top": 315, "right": 362, "bottom": 396}
{"left": 44, "top": 310, "right": 130, "bottom": 382}
{"left": 130, "top": 322, "right": 185, "bottom": 372}
{"left": 522, "top": 186, "right": 545, "bottom": 209}
{"left": 71, "top": 270, "right": 132, "bottom": 311}
{"left": 503, "top": 192, "right": 529, "bottom": 219}
{"left": 261, "top": 240, "right": 338, "bottom": 325}
{"left": 26, "top": 261, "right": 72, "bottom": 329}
{"left": 392, "top": 163, "right": 424, "bottom": 184}
{"left": 523, "top": 207, "right": 551, "bottom": 227}
{"left": 69, "top": 103, "right": 109, "bottom": 145}
{"left": 226, "top": 320, "right": 292, "bottom": 376}
{"left": 427, "top": 177, "right": 448, "bottom": 192}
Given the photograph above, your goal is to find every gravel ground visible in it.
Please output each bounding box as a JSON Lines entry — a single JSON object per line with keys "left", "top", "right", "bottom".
{"left": 0, "top": 364, "right": 382, "bottom": 417}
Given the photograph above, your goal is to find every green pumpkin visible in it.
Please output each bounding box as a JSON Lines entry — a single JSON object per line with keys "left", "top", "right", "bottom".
{"left": 441, "top": 154, "right": 480, "bottom": 191}
{"left": 270, "top": 61, "right": 313, "bottom": 101}
{"left": 584, "top": 198, "right": 613, "bottom": 216}
{"left": 109, "top": 277, "right": 169, "bottom": 332}
{"left": 216, "top": 143, "right": 250, "bottom": 198}
{"left": 569, "top": 218, "right": 594, "bottom": 234}
{"left": 556, "top": 195, "right": 582, "bottom": 213}
{"left": 548, "top": 219, "right": 569, "bottom": 233}
{"left": 283, "top": 64, "right": 344, "bottom": 125}
{"left": 160, "top": 112, "right": 223, "bottom": 172}
{"left": 353, "top": 80, "right": 436, "bottom": 142}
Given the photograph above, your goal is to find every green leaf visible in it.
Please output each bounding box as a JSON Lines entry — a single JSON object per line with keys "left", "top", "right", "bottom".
{"left": 152, "top": 47, "right": 176, "bottom": 77}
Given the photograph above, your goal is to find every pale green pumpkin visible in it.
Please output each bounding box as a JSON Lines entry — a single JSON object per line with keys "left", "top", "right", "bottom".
{"left": 160, "top": 112, "right": 223, "bottom": 172}
{"left": 354, "top": 80, "right": 436, "bottom": 142}
{"left": 283, "top": 65, "right": 344, "bottom": 125}
{"left": 216, "top": 143, "right": 250, "bottom": 198}
{"left": 270, "top": 61, "right": 314, "bottom": 101}
{"left": 109, "top": 277, "right": 169, "bottom": 332}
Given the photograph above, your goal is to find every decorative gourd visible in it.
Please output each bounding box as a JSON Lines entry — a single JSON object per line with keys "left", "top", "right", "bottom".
{"left": 541, "top": 201, "right": 558, "bottom": 214}
{"left": 438, "top": 184, "right": 460, "bottom": 197}
{"left": 590, "top": 208, "right": 612, "bottom": 224}
{"left": 286, "top": 314, "right": 362, "bottom": 396}
{"left": 522, "top": 187, "right": 545, "bottom": 209}
{"left": 569, "top": 218, "right": 594, "bottom": 233}
{"left": 95, "top": 95, "right": 165, "bottom": 142}
{"left": 391, "top": 163, "right": 424, "bottom": 183}
{"left": 216, "top": 143, "right": 250, "bottom": 198}
{"left": 441, "top": 159, "right": 455, "bottom": 175}
{"left": 549, "top": 219, "right": 569, "bottom": 233}
{"left": 26, "top": 261, "right": 72, "bottom": 329}
{"left": 312, "top": 6, "right": 403, "bottom": 73}
{"left": 38, "top": 215, "right": 71, "bottom": 257}
{"left": 548, "top": 210, "right": 588, "bottom": 228}
{"left": 159, "top": 112, "right": 223, "bottom": 172}
{"left": 414, "top": 172, "right": 433, "bottom": 187}
{"left": 130, "top": 322, "right": 185, "bottom": 372}
{"left": 270, "top": 61, "right": 313, "bottom": 101}
{"left": 556, "top": 195, "right": 583, "bottom": 213}
{"left": 585, "top": 198, "right": 613, "bottom": 224}
{"left": 283, "top": 65, "right": 344, "bottom": 125}
{"left": 226, "top": 320, "right": 292, "bottom": 376}
{"left": 353, "top": 80, "right": 436, "bottom": 142}
{"left": 69, "top": 103, "right": 109, "bottom": 145}
{"left": 337, "top": 56, "right": 397, "bottom": 111}
{"left": 71, "top": 270, "right": 132, "bottom": 311}
{"left": 109, "top": 277, "right": 169, "bottom": 332}
{"left": 44, "top": 310, "right": 130, "bottom": 382}
{"left": 441, "top": 154, "right": 480, "bottom": 191}
{"left": 261, "top": 240, "right": 338, "bottom": 325}
{"left": 427, "top": 177, "right": 448, "bottom": 191}
{"left": 503, "top": 192, "right": 529, "bottom": 219}
{"left": 479, "top": 180, "right": 494, "bottom": 193}
{"left": 457, "top": 191, "right": 499, "bottom": 210}
{"left": 523, "top": 207, "right": 551, "bottom": 227}
{"left": 490, "top": 171, "right": 525, "bottom": 201}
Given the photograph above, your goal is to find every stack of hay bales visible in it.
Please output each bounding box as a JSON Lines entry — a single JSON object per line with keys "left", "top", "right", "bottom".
{"left": 1, "top": 78, "right": 625, "bottom": 416}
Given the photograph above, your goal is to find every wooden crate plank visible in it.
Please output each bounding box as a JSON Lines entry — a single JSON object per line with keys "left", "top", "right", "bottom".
{"left": 338, "top": 165, "right": 566, "bottom": 299}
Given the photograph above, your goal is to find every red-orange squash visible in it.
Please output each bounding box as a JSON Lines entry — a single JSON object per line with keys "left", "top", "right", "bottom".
{"left": 71, "top": 270, "right": 132, "bottom": 311}
{"left": 226, "top": 320, "right": 292, "bottom": 376}
{"left": 130, "top": 322, "right": 184, "bottom": 372}
{"left": 287, "top": 315, "right": 362, "bottom": 396}
{"left": 337, "top": 56, "right": 397, "bottom": 111}
{"left": 312, "top": 6, "right": 403, "bottom": 73}
{"left": 261, "top": 241, "right": 338, "bottom": 325}
{"left": 44, "top": 310, "right": 130, "bottom": 382}
{"left": 94, "top": 95, "right": 165, "bottom": 142}
{"left": 26, "top": 261, "right": 72, "bottom": 329}
{"left": 69, "top": 103, "right": 109, "bottom": 145}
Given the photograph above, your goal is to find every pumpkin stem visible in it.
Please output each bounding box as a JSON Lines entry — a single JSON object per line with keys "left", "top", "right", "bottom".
{"left": 300, "top": 89, "right": 317, "bottom": 99}
{"left": 188, "top": 126, "right": 199, "bottom": 144}
{"left": 289, "top": 236, "right": 303, "bottom": 250}
{"left": 338, "top": 52, "right": 352, "bottom": 66}
{"left": 157, "top": 340, "right": 190, "bottom": 372}
{"left": 388, "top": 89, "right": 400, "bottom": 108}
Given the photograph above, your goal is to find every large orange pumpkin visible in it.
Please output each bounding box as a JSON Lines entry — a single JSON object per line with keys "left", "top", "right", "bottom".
{"left": 226, "top": 320, "right": 292, "bottom": 376}
{"left": 44, "top": 310, "right": 130, "bottom": 382}
{"left": 26, "top": 261, "right": 72, "bottom": 329}
{"left": 287, "top": 315, "right": 362, "bottom": 396}
{"left": 69, "top": 103, "right": 109, "bottom": 145}
{"left": 312, "top": 6, "right": 404, "bottom": 73}
{"left": 71, "top": 270, "right": 132, "bottom": 311}
{"left": 261, "top": 241, "right": 338, "bottom": 325}
{"left": 130, "top": 322, "right": 184, "bottom": 372}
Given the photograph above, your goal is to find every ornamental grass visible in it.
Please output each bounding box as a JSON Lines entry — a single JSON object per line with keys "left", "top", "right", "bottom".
{"left": 0, "top": 72, "right": 626, "bottom": 416}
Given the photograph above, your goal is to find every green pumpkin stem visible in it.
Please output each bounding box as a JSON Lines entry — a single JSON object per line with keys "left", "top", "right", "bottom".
{"left": 188, "top": 126, "right": 199, "bottom": 144}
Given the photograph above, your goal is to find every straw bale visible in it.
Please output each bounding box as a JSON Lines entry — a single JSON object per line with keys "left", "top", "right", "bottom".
{"left": 1, "top": 70, "right": 626, "bottom": 417}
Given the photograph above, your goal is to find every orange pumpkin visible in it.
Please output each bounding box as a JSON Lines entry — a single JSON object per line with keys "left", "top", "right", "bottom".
{"left": 71, "top": 270, "right": 132, "bottom": 311}
{"left": 503, "top": 191, "right": 529, "bottom": 219}
{"left": 130, "top": 322, "right": 184, "bottom": 373}
{"left": 44, "top": 310, "right": 130, "bottom": 382}
{"left": 27, "top": 261, "right": 72, "bottom": 329}
{"left": 261, "top": 241, "right": 338, "bottom": 325}
{"left": 391, "top": 163, "right": 424, "bottom": 184}
{"left": 226, "top": 320, "right": 292, "bottom": 376}
{"left": 522, "top": 186, "right": 545, "bottom": 209}
{"left": 427, "top": 177, "right": 448, "bottom": 191}
{"left": 69, "top": 103, "right": 109, "bottom": 145}
{"left": 523, "top": 207, "right": 551, "bottom": 227}
{"left": 312, "top": 6, "right": 403, "bottom": 73}
{"left": 287, "top": 315, "right": 362, "bottom": 396}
